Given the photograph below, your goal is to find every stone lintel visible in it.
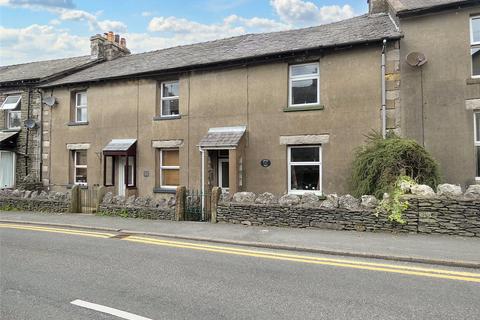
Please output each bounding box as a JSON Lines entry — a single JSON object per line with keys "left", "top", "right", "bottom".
{"left": 279, "top": 134, "right": 330, "bottom": 145}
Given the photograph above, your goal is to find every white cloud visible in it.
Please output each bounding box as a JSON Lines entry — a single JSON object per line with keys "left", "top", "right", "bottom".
{"left": 270, "top": 0, "right": 355, "bottom": 25}
{"left": 141, "top": 11, "right": 155, "bottom": 17}
{"left": 0, "top": 24, "right": 89, "bottom": 65}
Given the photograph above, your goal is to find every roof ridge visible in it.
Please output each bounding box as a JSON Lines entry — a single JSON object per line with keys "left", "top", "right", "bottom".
{"left": 114, "top": 13, "right": 377, "bottom": 60}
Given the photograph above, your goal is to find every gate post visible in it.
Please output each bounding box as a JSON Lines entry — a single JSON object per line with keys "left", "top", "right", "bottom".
{"left": 69, "top": 185, "right": 81, "bottom": 213}
{"left": 96, "top": 186, "right": 107, "bottom": 212}
{"left": 210, "top": 187, "right": 221, "bottom": 223}
{"left": 175, "top": 186, "right": 186, "bottom": 221}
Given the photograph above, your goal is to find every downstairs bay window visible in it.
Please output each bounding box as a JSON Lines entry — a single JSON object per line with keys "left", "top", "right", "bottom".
{"left": 288, "top": 146, "right": 322, "bottom": 195}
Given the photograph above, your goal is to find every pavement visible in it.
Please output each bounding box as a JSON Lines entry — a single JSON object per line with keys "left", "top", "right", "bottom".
{"left": 2, "top": 226, "right": 480, "bottom": 320}
{"left": 1, "top": 210, "right": 480, "bottom": 268}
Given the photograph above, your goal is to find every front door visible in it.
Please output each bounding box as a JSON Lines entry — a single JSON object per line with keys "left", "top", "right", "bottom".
{"left": 0, "top": 151, "right": 15, "bottom": 188}
{"left": 218, "top": 158, "right": 229, "bottom": 191}
{"left": 117, "top": 157, "right": 126, "bottom": 196}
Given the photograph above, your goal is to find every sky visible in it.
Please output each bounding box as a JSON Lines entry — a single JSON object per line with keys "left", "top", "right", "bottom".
{"left": 0, "top": 0, "right": 368, "bottom": 66}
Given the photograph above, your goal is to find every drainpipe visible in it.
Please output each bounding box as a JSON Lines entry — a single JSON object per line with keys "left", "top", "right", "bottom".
{"left": 25, "top": 87, "right": 31, "bottom": 176}
{"left": 199, "top": 147, "right": 205, "bottom": 220}
{"left": 39, "top": 90, "right": 43, "bottom": 182}
{"left": 381, "top": 39, "right": 387, "bottom": 139}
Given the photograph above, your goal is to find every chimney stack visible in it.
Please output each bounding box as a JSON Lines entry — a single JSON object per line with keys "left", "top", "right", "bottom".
{"left": 368, "top": 0, "right": 388, "bottom": 14}
{"left": 90, "top": 32, "right": 131, "bottom": 61}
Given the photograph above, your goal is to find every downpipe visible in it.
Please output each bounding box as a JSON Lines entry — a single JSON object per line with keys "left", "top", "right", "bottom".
{"left": 199, "top": 147, "right": 205, "bottom": 220}
{"left": 381, "top": 39, "right": 387, "bottom": 139}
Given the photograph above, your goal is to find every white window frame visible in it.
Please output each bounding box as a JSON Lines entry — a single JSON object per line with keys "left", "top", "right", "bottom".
{"left": 75, "top": 91, "right": 88, "bottom": 123}
{"left": 0, "top": 151, "right": 16, "bottom": 188}
{"left": 471, "top": 16, "right": 480, "bottom": 78}
{"left": 288, "top": 62, "right": 320, "bottom": 107}
{"left": 6, "top": 110, "right": 22, "bottom": 129}
{"left": 160, "top": 81, "right": 179, "bottom": 118}
{"left": 475, "top": 113, "right": 480, "bottom": 181}
{"left": 159, "top": 149, "right": 180, "bottom": 189}
{"left": 287, "top": 145, "right": 322, "bottom": 195}
{"left": 1, "top": 95, "right": 21, "bottom": 110}
{"left": 73, "top": 150, "right": 87, "bottom": 185}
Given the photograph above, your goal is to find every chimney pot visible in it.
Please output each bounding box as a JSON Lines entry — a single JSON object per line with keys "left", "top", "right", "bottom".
{"left": 114, "top": 34, "right": 120, "bottom": 44}
{"left": 120, "top": 38, "right": 126, "bottom": 48}
{"left": 107, "top": 31, "right": 114, "bottom": 42}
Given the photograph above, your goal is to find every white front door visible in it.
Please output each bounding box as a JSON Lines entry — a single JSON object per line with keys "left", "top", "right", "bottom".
{"left": 117, "top": 157, "right": 126, "bottom": 196}
{"left": 0, "top": 151, "right": 15, "bottom": 188}
{"left": 218, "top": 158, "right": 229, "bottom": 191}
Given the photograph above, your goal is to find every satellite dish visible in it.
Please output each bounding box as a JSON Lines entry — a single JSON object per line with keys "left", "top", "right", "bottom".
{"left": 43, "top": 96, "right": 56, "bottom": 107}
{"left": 24, "top": 119, "right": 37, "bottom": 129}
{"left": 406, "top": 52, "right": 428, "bottom": 67}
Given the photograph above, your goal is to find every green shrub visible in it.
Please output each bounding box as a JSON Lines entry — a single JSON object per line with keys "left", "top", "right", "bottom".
{"left": 351, "top": 131, "right": 440, "bottom": 199}
{"left": 376, "top": 176, "right": 414, "bottom": 224}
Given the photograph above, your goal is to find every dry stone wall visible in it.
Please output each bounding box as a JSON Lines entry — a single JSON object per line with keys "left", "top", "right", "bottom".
{"left": 217, "top": 185, "right": 480, "bottom": 237}
{"left": 0, "top": 188, "right": 70, "bottom": 213}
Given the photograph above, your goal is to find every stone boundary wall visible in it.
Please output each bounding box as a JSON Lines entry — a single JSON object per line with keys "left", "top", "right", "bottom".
{"left": 217, "top": 184, "right": 480, "bottom": 237}
{"left": 0, "top": 197, "right": 70, "bottom": 213}
{"left": 98, "top": 204, "right": 174, "bottom": 220}
{"left": 98, "top": 192, "right": 176, "bottom": 220}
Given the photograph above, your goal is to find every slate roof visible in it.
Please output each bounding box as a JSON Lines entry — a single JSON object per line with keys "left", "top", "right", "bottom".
{"left": 199, "top": 126, "right": 247, "bottom": 149}
{"left": 0, "top": 55, "right": 94, "bottom": 84}
{"left": 390, "top": 0, "right": 476, "bottom": 15}
{"left": 43, "top": 13, "right": 401, "bottom": 87}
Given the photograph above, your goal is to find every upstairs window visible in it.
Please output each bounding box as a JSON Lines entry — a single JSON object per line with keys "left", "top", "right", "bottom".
{"left": 289, "top": 63, "right": 320, "bottom": 107}
{"left": 471, "top": 16, "right": 480, "bottom": 77}
{"left": 1, "top": 95, "right": 22, "bottom": 130}
{"left": 75, "top": 91, "right": 88, "bottom": 123}
{"left": 160, "top": 81, "right": 179, "bottom": 117}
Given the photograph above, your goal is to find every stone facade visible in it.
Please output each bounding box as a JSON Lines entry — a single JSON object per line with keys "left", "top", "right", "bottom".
{"left": 217, "top": 189, "right": 480, "bottom": 237}
{"left": 0, "top": 87, "right": 43, "bottom": 189}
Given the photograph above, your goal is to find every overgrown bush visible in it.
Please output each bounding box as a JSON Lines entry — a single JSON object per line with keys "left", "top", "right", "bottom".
{"left": 351, "top": 132, "right": 440, "bottom": 198}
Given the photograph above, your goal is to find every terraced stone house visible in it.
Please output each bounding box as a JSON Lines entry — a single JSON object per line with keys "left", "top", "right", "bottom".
{"left": 4, "top": 0, "right": 478, "bottom": 203}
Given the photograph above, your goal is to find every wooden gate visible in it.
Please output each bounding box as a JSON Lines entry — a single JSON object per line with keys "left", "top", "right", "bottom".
{"left": 79, "top": 186, "right": 100, "bottom": 213}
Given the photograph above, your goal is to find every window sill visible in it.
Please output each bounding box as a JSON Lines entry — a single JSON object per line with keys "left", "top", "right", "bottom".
{"left": 153, "top": 115, "right": 181, "bottom": 121}
{"left": 67, "top": 121, "right": 89, "bottom": 126}
{"left": 66, "top": 184, "right": 88, "bottom": 189}
{"left": 283, "top": 105, "right": 325, "bottom": 112}
{"left": 153, "top": 187, "right": 177, "bottom": 194}
{"left": 1, "top": 128, "right": 21, "bottom": 132}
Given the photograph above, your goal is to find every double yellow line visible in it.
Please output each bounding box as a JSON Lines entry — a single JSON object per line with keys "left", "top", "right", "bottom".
{"left": 2, "top": 223, "right": 480, "bottom": 283}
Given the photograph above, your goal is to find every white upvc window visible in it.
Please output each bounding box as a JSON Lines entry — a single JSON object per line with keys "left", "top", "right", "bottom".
{"left": 471, "top": 16, "right": 480, "bottom": 77}
{"left": 75, "top": 91, "right": 88, "bottom": 123}
{"left": 73, "top": 150, "right": 88, "bottom": 185}
{"left": 288, "top": 146, "right": 322, "bottom": 195}
{"left": 475, "top": 113, "right": 480, "bottom": 180}
{"left": 160, "top": 81, "right": 179, "bottom": 117}
{"left": 288, "top": 62, "right": 320, "bottom": 107}
{"left": 0, "top": 151, "right": 16, "bottom": 188}
{"left": 159, "top": 149, "right": 180, "bottom": 189}
{"left": 1, "top": 95, "right": 22, "bottom": 129}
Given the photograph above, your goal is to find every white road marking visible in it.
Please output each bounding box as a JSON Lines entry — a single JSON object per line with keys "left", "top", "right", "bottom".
{"left": 71, "top": 299, "right": 153, "bottom": 320}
